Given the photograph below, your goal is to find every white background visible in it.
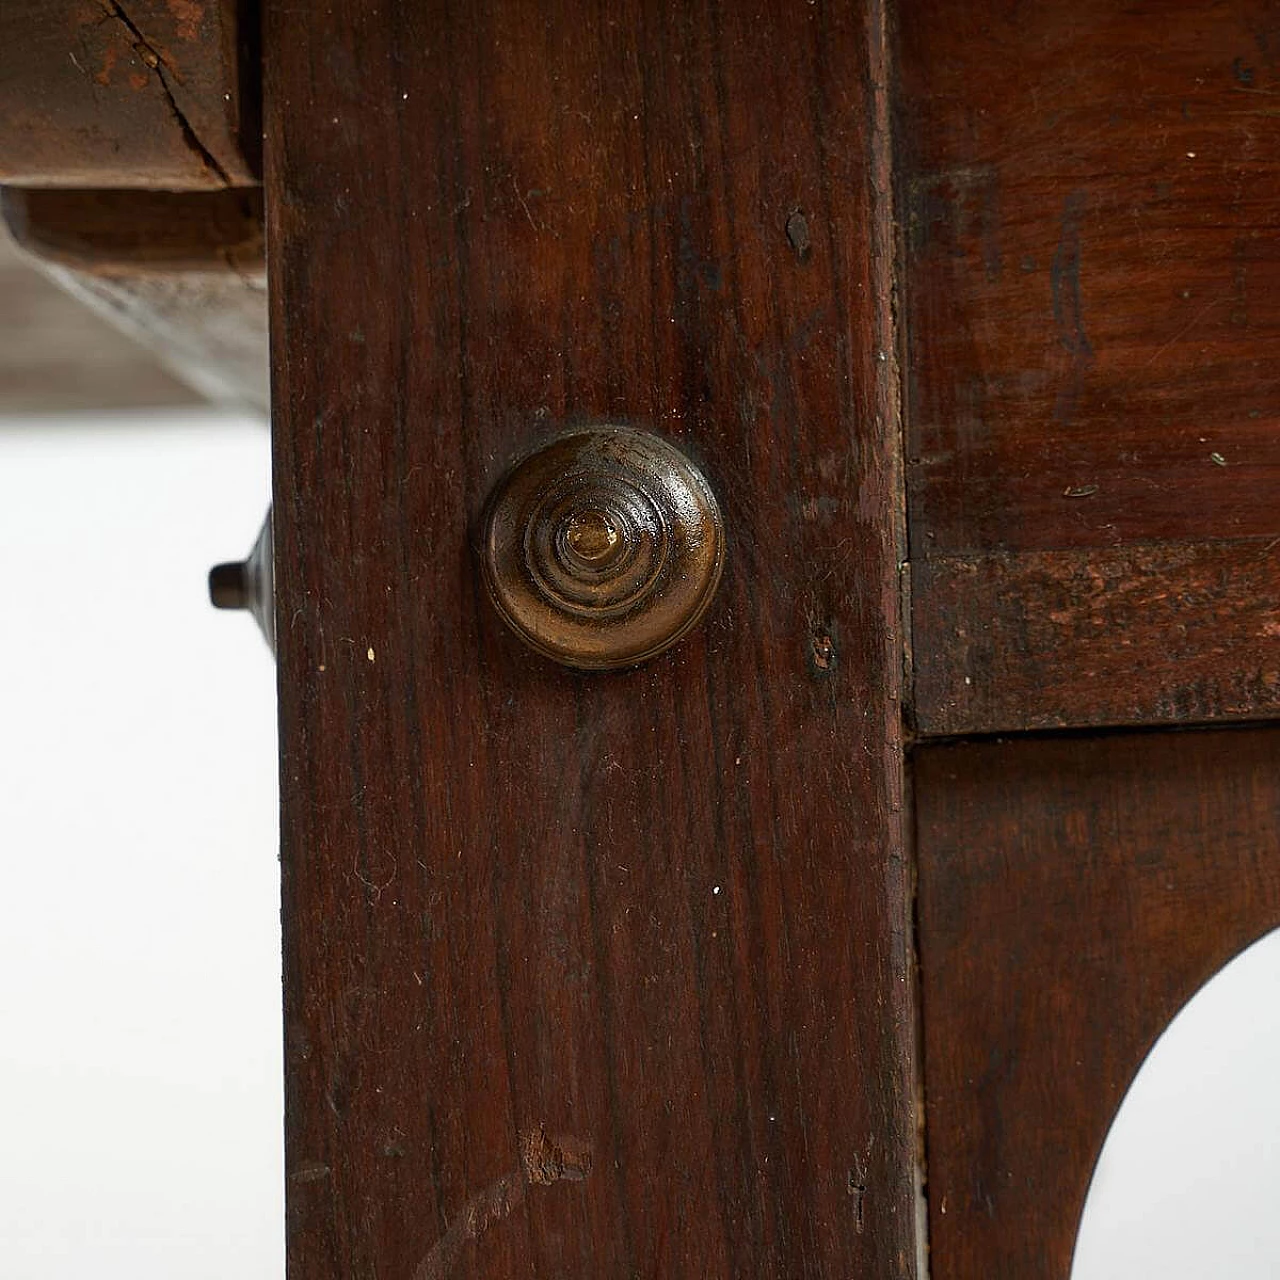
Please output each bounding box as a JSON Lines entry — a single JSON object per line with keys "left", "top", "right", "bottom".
{"left": 0, "top": 412, "right": 281, "bottom": 1278}
{"left": 0, "top": 409, "right": 1276, "bottom": 1278}
{"left": 1073, "top": 929, "right": 1280, "bottom": 1278}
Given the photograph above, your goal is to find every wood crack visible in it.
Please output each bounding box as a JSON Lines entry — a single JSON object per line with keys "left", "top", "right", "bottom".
{"left": 96, "top": 0, "right": 234, "bottom": 186}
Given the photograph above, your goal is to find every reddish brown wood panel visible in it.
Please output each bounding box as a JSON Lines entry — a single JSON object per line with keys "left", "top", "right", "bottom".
{"left": 916, "top": 729, "right": 1280, "bottom": 1280}
{"left": 914, "top": 539, "right": 1280, "bottom": 734}
{"left": 0, "top": 1, "right": 257, "bottom": 188}
{"left": 900, "top": 0, "right": 1280, "bottom": 555}
{"left": 267, "top": 2, "right": 917, "bottom": 1278}
{"left": 899, "top": 0, "right": 1280, "bottom": 733}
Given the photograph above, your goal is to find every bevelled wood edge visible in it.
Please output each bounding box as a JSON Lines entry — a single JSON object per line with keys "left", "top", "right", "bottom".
{"left": 2, "top": 187, "right": 264, "bottom": 274}
{"left": 911, "top": 539, "right": 1280, "bottom": 734}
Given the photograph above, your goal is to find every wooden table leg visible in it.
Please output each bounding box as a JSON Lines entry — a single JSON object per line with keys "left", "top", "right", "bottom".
{"left": 265, "top": 2, "right": 919, "bottom": 1276}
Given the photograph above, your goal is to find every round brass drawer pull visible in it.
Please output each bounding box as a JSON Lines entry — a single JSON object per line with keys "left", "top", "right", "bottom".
{"left": 481, "top": 427, "right": 725, "bottom": 670}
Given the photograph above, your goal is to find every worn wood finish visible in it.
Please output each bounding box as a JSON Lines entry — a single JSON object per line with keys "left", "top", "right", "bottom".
{"left": 268, "top": 1, "right": 915, "bottom": 1277}
{"left": 914, "top": 539, "right": 1280, "bottom": 733}
{"left": 0, "top": 0, "right": 258, "bottom": 188}
{"left": 916, "top": 729, "right": 1280, "bottom": 1280}
{"left": 899, "top": 0, "right": 1280, "bottom": 732}
{"left": 4, "top": 188, "right": 268, "bottom": 411}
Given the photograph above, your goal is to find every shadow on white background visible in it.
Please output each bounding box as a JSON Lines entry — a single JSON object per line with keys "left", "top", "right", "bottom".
{"left": 1073, "top": 927, "right": 1280, "bottom": 1279}
{"left": 0, "top": 411, "right": 280, "bottom": 1279}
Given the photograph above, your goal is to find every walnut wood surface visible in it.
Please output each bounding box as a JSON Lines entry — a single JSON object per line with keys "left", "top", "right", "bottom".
{"left": 0, "top": 0, "right": 257, "bottom": 188}
{"left": 899, "top": 0, "right": 1280, "bottom": 732}
{"left": 916, "top": 728, "right": 1280, "bottom": 1280}
{"left": 267, "top": 2, "right": 916, "bottom": 1277}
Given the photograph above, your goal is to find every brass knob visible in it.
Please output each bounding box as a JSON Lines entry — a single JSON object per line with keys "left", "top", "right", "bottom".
{"left": 481, "top": 427, "right": 725, "bottom": 670}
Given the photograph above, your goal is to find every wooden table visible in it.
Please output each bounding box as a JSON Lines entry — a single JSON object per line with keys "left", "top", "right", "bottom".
{"left": 5, "top": 1, "right": 1278, "bottom": 1275}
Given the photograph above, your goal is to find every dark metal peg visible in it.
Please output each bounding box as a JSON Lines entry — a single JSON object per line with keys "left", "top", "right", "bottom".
{"left": 209, "top": 509, "right": 274, "bottom": 652}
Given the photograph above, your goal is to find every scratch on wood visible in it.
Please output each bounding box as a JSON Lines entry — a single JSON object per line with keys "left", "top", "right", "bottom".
{"left": 847, "top": 1136, "right": 874, "bottom": 1234}
{"left": 411, "top": 1127, "right": 591, "bottom": 1280}
{"left": 1050, "top": 190, "right": 1095, "bottom": 424}
{"left": 290, "top": 1160, "right": 331, "bottom": 1183}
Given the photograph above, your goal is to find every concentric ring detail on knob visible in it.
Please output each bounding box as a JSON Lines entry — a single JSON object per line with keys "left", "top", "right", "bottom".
{"left": 481, "top": 427, "right": 725, "bottom": 669}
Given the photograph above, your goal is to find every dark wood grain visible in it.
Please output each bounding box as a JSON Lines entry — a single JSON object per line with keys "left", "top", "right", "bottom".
{"left": 913, "top": 539, "right": 1280, "bottom": 734}
{"left": 267, "top": 2, "right": 917, "bottom": 1277}
{"left": 898, "top": 0, "right": 1280, "bottom": 732}
{"left": 4, "top": 188, "right": 268, "bottom": 411}
{"left": 916, "top": 728, "right": 1280, "bottom": 1280}
{"left": 900, "top": 0, "right": 1280, "bottom": 556}
{"left": 0, "top": 0, "right": 257, "bottom": 188}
